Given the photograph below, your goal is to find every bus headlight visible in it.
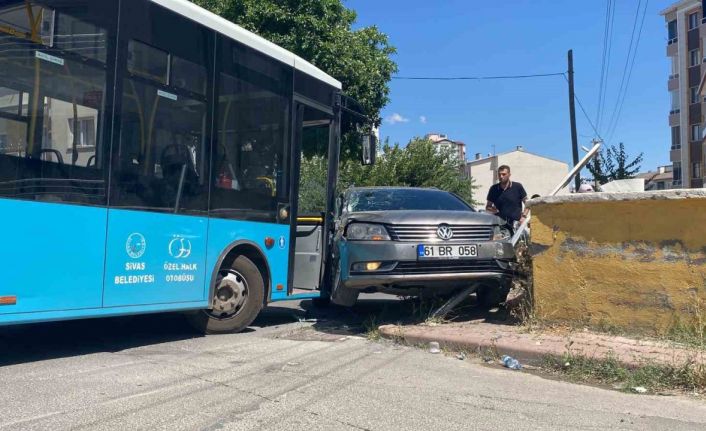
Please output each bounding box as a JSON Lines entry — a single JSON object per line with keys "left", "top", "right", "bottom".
{"left": 346, "top": 223, "right": 391, "bottom": 241}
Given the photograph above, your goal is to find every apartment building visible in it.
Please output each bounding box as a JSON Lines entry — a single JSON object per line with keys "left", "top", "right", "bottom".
{"left": 636, "top": 165, "right": 675, "bottom": 191}
{"left": 662, "top": 0, "right": 705, "bottom": 188}
{"left": 425, "top": 133, "right": 466, "bottom": 162}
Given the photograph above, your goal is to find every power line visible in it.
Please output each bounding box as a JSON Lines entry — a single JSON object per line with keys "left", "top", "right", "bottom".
{"left": 596, "top": 0, "right": 615, "bottom": 130}
{"left": 605, "top": 0, "right": 649, "bottom": 143}
{"left": 391, "top": 72, "right": 566, "bottom": 80}
{"left": 564, "top": 74, "right": 604, "bottom": 141}
{"left": 597, "top": 0, "right": 616, "bottom": 132}
{"left": 603, "top": 0, "right": 642, "bottom": 137}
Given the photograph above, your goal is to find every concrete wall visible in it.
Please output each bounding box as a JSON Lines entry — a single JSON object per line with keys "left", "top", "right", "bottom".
{"left": 528, "top": 190, "right": 706, "bottom": 335}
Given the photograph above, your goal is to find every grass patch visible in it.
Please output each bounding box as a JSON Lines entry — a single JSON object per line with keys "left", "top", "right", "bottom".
{"left": 665, "top": 293, "right": 706, "bottom": 349}
{"left": 362, "top": 315, "right": 381, "bottom": 341}
{"left": 543, "top": 352, "right": 706, "bottom": 394}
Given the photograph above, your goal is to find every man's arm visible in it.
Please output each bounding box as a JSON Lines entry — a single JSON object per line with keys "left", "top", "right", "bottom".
{"left": 520, "top": 196, "right": 529, "bottom": 219}
{"left": 519, "top": 185, "right": 529, "bottom": 220}
{"left": 486, "top": 187, "right": 497, "bottom": 213}
{"left": 486, "top": 200, "right": 498, "bottom": 214}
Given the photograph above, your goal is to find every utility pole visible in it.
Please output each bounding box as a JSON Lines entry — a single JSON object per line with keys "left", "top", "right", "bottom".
{"left": 568, "top": 50, "right": 580, "bottom": 192}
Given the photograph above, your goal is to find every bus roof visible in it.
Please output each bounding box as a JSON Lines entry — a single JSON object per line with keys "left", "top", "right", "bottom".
{"left": 151, "top": 0, "right": 342, "bottom": 90}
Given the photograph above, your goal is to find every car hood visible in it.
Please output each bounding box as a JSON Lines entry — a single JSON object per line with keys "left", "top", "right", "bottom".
{"left": 343, "top": 210, "right": 504, "bottom": 226}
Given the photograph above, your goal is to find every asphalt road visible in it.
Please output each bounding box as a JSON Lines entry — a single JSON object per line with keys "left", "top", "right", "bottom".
{"left": 1, "top": 295, "right": 705, "bottom": 431}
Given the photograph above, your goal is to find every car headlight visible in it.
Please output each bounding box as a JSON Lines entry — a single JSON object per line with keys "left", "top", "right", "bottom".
{"left": 493, "top": 225, "right": 511, "bottom": 241}
{"left": 346, "top": 223, "right": 391, "bottom": 241}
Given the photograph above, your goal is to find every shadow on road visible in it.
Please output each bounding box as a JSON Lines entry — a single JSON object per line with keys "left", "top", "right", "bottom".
{"left": 0, "top": 313, "right": 204, "bottom": 367}
{"left": 0, "top": 293, "right": 516, "bottom": 366}
{"left": 290, "top": 293, "right": 518, "bottom": 338}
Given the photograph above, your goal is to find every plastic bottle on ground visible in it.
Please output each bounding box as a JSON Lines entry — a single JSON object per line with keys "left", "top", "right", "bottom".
{"left": 501, "top": 355, "right": 522, "bottom": 370}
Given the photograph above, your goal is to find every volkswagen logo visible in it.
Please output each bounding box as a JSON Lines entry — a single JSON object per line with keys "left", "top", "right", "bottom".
{"left": 436, "top": 224, "right": 454, "bottom": 240}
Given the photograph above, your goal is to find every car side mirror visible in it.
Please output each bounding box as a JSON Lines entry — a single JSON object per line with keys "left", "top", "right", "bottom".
{"left": 361, "top": 134, "right": 377, "bottom": 166}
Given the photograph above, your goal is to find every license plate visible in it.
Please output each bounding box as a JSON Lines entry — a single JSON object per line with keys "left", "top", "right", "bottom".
{"left": 417, "top": 244, "right": 478, "bottom": 259}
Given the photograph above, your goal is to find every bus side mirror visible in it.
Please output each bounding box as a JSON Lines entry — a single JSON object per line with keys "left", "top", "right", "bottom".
{"left": 361, "top": 134, "right": 377, "bottom": 166}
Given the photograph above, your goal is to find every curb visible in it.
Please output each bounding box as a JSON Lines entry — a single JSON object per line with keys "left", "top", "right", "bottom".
{"left": 378, "top": 324, "right": 554, "bottom": 366}
{"left": 378, "top": 324, "right": 706, "bottom": 369}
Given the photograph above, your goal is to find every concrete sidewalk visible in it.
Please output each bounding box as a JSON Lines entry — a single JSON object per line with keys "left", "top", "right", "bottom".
{"left": 378, "top": 321, "right": 706, "bottom": 368}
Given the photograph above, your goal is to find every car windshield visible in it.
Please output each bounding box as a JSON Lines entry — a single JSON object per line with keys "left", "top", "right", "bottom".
{"left": 347, "top": 189, "right": 472, "bottom": 212}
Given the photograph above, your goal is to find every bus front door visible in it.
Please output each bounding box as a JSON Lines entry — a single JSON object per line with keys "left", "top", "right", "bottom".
{"left": 291, "top": 102, "right": 336, "bottom": 296}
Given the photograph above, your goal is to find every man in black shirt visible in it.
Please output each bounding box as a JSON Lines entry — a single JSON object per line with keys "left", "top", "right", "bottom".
{"left": 486, "top": 165, "right": 528, "bottom": 227}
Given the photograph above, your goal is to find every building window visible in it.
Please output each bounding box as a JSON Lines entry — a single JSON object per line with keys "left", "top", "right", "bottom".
{"left": 674, "top": 161, "right": 682, "bottom": 183}
{"left": 657, "top": 181, "right": 666, "bottom": 190}
{"left": 67, "top": 117, "right": 96, "bottom": 148}
{"left": 671, "top": 89, "right": 680, "bottom": 113}
{"left": 691, "top": 87, "right": 700, "bottom": 104}
{"left": 668, "top": 19, "right": 678, "bottom": 43}
{"left": 689, "top": 12, "right": 699, "bottom": 30}
{"left": 691, "top": 124, "right": 701, "bottom": 141}
{"left": 693, "top": 162, "right": 702, "bottom": 179}
{"left": 690, "top": 49, "right": 701, "bottom": 67}
{"left": 670, "top": 56, "right": 679, "bottom": 78}
{"left": 671, "top": 126, "right": 681, "bottom": 149}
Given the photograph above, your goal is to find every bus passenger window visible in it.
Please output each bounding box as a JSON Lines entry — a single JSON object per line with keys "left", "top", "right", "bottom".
{"left": 210, "top": 39, "right": 292, "bottom": 223}
{"left": 0, "top": 2, "right": 110, "bottom": 206}
{"left": 111, "top": 22, "right": 211, "bottom": 216}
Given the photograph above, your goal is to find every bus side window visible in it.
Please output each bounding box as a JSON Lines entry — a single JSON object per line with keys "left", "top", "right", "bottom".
{"left": 110, "top": 1, "right": 212, "bottom": 215}
{"left": 0, "top": 2, "right": 113, "bottom": 206}
{"left": 210, "top": 36, "right": 292, "bottom": 222}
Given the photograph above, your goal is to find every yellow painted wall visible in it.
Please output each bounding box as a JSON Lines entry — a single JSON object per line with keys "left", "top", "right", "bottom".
{"left": 530, "top": 196, "right": 706, "bottom": 335}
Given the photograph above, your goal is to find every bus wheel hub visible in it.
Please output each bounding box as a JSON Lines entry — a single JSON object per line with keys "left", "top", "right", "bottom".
{"left": 212, "top": 270, "right": 248, "bottom": 316}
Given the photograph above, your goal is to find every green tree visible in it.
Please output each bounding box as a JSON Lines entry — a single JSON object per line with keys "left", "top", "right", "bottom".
{"left": 191, "top": 0, "right": 397, "bottom": 131}
{"left": 340, "top": 138, "right": 477, "bottom": 204}
{"left": 586, "top": 142, "right": 643, "bottom": 185}
{"left": 299, "top": 138, "right": 477, "bottom": 211}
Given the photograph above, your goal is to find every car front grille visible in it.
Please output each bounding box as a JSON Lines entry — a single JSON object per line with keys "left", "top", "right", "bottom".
{"left": 391, "top": 259, "right": 512, "bottom": 275}
{"left": 387, "top": 224, "right": 493, "bottom": 242}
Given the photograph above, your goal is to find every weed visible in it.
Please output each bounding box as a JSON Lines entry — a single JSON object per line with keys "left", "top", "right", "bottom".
{"left": 363, "top": 315, "right": 380, "bottom": 341}
{"left": 543, "top": 352, "right": 706, "bottom": 394}
{"left": 666, "top": 292, "right": 706, "bottom": 349}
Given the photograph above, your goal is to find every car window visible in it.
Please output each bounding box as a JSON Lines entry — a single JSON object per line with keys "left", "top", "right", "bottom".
{"left": 347, "top": 189, "right": 472, "bottom": 212}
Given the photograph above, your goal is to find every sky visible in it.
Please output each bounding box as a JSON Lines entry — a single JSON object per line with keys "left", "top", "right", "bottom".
{"left": 346, "top": 0, "right": 675, "bottom": 173}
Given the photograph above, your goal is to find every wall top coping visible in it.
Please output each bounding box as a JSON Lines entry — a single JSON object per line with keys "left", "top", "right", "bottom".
{"left": 527, "top": 189, "right": 706, "bottom": 207}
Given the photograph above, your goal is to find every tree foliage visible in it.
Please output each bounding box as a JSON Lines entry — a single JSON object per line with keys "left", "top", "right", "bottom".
{"left": 586, "top": 142, "right": 644, "bottom": 185}
{"left": 191, "top": 0, "right": 397, "bottom": 128}
{"left": 299, "top": 138, "right": 476, "bottom": 213}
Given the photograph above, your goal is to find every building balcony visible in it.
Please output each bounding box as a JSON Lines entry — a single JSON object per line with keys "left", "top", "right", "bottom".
{"left": 668, "top": 75, "right": 680, "bottom": 91}
{"left": 667, "top": 39, "right": 679, "bottom": 57}
{"left": 669, "top": 110, "right": 680, "bottom": 126}
{"left": 670, "top": 148, "right": 681, "bottom": 162}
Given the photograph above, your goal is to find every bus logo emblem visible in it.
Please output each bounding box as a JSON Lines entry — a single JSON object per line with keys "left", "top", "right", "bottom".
{"left": 126, "top": 233, "right": 146, "bottom": 259}
{"left": 168, "top": 237, "right": 192, "bottom": 259}
{"left": 278, "top": 236, "right": 286, "bottom": 249}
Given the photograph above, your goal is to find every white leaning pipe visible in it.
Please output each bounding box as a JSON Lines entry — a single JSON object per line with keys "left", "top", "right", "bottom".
{"left": 510, "top": 142, "right": 602, "bottom": 247}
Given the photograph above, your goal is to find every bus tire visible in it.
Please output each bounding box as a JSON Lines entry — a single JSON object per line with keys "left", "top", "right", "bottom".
{"left": 188, "top": 255, "right": 265, "bottom": 334}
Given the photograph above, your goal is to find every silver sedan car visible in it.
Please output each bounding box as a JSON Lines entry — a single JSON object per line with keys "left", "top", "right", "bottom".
{"left": 330, "top": 187, "right": 517, "bottom": 307}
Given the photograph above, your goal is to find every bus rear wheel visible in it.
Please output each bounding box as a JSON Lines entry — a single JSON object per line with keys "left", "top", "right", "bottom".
{"left": 188, "top": 255, "right": 264, "bottom": 334}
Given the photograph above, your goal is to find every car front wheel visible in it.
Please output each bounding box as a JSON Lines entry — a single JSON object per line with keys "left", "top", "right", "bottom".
{"left": 329, "top": 259, "right": 359, "bottom": 307}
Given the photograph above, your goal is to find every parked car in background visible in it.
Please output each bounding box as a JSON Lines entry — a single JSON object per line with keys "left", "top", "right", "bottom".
{"left": 329, "top": 187, "right": 517, "bottom": 307}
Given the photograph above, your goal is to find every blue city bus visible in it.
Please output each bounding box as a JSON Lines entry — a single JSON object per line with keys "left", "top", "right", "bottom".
{"left": 0, "top": 0, "right": 374, "bottom": 333}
